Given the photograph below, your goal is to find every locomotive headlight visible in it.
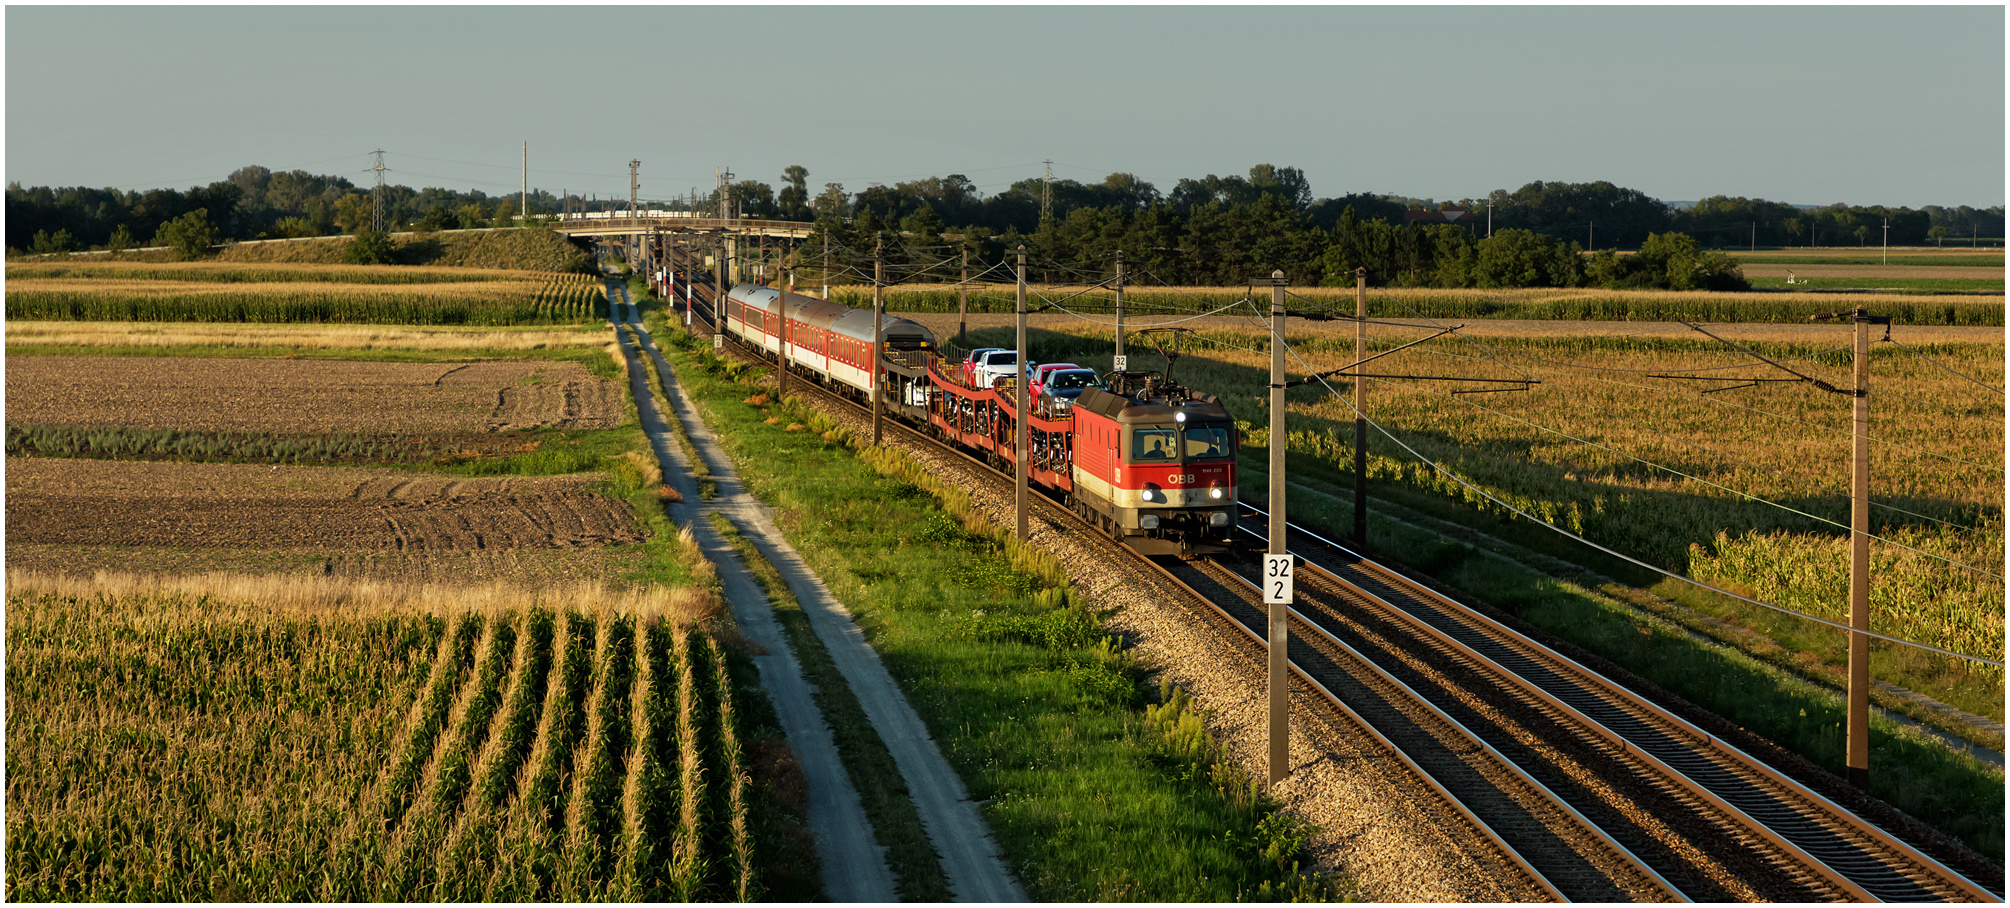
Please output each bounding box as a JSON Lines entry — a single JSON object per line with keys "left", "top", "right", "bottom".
{"left": 1175, "top": 411, "right": 1187, "bottom": 423}
{"left": 1210, "top": 486, "right": 1223, "bottom": 499}
{"left": 1140, "top": 514, "right": 1161, "bottom": 530}
{"left": 1209, "top": 511, "right": 1231, "bottom": 527}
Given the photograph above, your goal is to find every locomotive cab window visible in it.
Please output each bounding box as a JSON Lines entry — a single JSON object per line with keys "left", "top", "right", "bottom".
{"left": 1184, "top": 427, "right": 1233, "bottom": 460}
{"left": 1131, "top": 429, "right": 1179, "bottom": 461}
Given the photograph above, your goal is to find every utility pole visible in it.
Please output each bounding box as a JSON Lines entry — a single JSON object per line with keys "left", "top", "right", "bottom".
{"left": 1882, "top": 218, "right": 1889, "bottom": 265}
{"left": 1847, "top": 307, "right": 1873, "bottom": 790}
{"left": 872, "top": 237, "right": 885, "bottom": 445}
{"left": 1752, "top": 221, "right": 1757, "bottom": 253}
{"left": 822, "top": 231, "right": 830, "bottom": 300}
{"left": 1353, "top": 268, "right": 1369, "bottom": 545}
{"left": 1040, "top": 160, "right": 1054, "bottom": 227}
{"left": 1486, "top": 199, "right": 1493, "bottom": 238}
{"left": 1267, "top": 269, "right": 1290, "bottom": 786}
{"left": 369, "top": 150, "right": 388, "bottom": 233}
{"left": 775, "top": 241, "right": 788, "bottom": 397}
{"left": 715, "top": 233, "right": 729, "bottom": 338}
{"left": 1588, "top": 221, "right": 1594, "bottom": 250}
{"left": 629, "top": 160, "right": 640, "bottom": 217}
{"left": 1016, "top": 245, "right": 1030, "bottom": 541}
{"left": 521, "top": 141, "right": 528, "bottom": 222}
{"left": 1114, "top": 250, "right": 1126, "bottom": 365}
{"left": 958, "top": 246, "right": 969, "bottom": 343}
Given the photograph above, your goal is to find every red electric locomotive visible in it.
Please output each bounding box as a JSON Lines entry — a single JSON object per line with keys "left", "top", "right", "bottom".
{"left": 1065, "top": 372, "right": 1238, "bottom": 553}
{"left": 927, "top": 352, "right": 1237, "bottom": 554}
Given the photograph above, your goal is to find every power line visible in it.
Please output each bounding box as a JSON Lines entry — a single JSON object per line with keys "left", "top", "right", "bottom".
{"left": 1268, "top": 328, "right": 2004, "bottom": 667}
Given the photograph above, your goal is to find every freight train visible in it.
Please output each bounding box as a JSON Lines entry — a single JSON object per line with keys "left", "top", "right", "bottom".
{"left": 720, "top": 283, "right": 1238, "bottom": 554}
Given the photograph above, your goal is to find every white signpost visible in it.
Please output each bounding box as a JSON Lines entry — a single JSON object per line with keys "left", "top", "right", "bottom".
{"left": 1264, "top": 554, "right": 1294, "bottom": 605}
{"left": 1112, "top": 354, "right": 1128, "bottom": 372}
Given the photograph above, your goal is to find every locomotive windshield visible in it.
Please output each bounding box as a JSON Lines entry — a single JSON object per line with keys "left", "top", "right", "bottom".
{"left": 1183, "top": 427, "right": 1232, "bottom": 460}
{"left": 1131, "top": 425, "right": 1233, "bottom": 462}
{"left": 1132, "top": 429, "right": 1178, "bottom": 461}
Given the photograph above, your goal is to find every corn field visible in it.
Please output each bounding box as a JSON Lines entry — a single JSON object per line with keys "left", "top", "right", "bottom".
{"left": 5, "top": 579, "right": 755, "bottom": 901}
{"left": 6, "top": 262, "right": 528, "bottom": 285}
{"left": 1018, "top": 322, "right": 2004, "bottom": 667}
{"left": 5, "top": 269, "right": 603, "bottom": 326}
{"left": 832, "top": 283, "right": 2005, "bottom": 326}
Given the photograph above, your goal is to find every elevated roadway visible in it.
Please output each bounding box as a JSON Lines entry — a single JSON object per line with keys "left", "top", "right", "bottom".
{"left": 550, "top": 212, "right": 813, "bottom": 240}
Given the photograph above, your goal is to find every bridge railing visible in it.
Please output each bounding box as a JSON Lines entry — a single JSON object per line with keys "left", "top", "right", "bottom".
{"left": 551, "top": 213, "right": 815, "bottom": 236}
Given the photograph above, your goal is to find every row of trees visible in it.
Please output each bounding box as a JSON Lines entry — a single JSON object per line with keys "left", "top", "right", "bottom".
{"left": 11, "top": 161, "right": 2003, "bottom": 286}
{"left": 6, "top": 165, "right": 573, "bottom": 254}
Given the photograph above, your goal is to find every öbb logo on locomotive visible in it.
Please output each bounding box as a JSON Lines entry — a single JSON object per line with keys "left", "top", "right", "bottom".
{"left": 722, "top": 284, "right": 1240, "bottom": 555}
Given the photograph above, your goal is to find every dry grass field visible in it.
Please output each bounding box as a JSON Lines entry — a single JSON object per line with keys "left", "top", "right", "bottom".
{"left": 6, "top": 355, "right": 624, "bottom": 435}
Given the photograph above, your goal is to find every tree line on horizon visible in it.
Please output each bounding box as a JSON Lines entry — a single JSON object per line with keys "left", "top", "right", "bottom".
{"left": 8, "top": 163, "right": 2003, "bottom": 290}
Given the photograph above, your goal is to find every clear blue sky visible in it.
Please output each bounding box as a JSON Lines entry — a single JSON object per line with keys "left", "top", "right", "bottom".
{"left": 7, "top": 5, "right": 2003, "bottom": 208}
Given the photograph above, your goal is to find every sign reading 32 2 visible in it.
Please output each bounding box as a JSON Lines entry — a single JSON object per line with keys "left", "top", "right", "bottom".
{"left": 1264, "top": 554, "right": 1294, "bottom": 605}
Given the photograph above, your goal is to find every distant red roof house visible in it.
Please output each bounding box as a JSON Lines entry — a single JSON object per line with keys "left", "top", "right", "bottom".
{"left": 1405, "top": 207, "right": 1477, "bottom": 226}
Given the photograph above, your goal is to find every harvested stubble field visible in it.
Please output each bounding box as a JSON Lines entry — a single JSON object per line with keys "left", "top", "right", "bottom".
{"left": 5, "top": 355, "right": 624, "bottom": 435}
{"left": 4, "top": 570, "right": 768, "bottom": 901}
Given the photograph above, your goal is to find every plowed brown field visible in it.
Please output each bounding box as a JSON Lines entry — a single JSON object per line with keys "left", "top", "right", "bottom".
{"left": 6, "top": 355, "right": 624, "bottom": 434}
{"left": 5, "top": 458, "right": 645, "bottom": 551}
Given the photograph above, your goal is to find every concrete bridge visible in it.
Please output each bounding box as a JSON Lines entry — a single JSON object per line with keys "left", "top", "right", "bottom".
{"left": 549, "top": 211, "right": 813, "bottom": 241}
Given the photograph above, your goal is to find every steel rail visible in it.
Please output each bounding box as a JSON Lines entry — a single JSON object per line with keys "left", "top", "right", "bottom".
{"left": 1237, "top": 502, "right": 2002, "bottom": 904}
{"left": 1154, "top": 557, "right": 1575, "bottom": 902}
{"left": 1194, "top": 558, "right": 1688, "bottom": 901}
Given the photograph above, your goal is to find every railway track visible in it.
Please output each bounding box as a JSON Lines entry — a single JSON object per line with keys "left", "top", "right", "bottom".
{"left": 659, "top": 270, "right": 2002, "bottom": 902}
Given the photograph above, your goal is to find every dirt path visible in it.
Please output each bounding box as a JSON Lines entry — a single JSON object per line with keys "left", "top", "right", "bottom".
{"left": 603, "top": 282, "right": 896, "bottom": 901}
{"left": 620, "top": 292, "right": 1024, "bottom": 902}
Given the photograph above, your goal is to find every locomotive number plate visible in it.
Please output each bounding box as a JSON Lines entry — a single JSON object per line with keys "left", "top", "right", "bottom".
{"left": 1263, "top": 555, "right": 1294, "bottom": 605}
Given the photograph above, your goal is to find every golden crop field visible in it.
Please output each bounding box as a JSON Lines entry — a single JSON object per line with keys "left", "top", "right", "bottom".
{"left": 4, "top": 262, "right": 604, "bottom": 325}
{"left": 5, "top": 320, "right": 613, "bottom": 352}
{"left": 995, "top": 316, "right": 2004, "bottom": 672}
{"left": 4, "top": 570, "right": 752, "bottom": 901}
{"left": 839, "top": 282, "right": 2006, "bottom": 326}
